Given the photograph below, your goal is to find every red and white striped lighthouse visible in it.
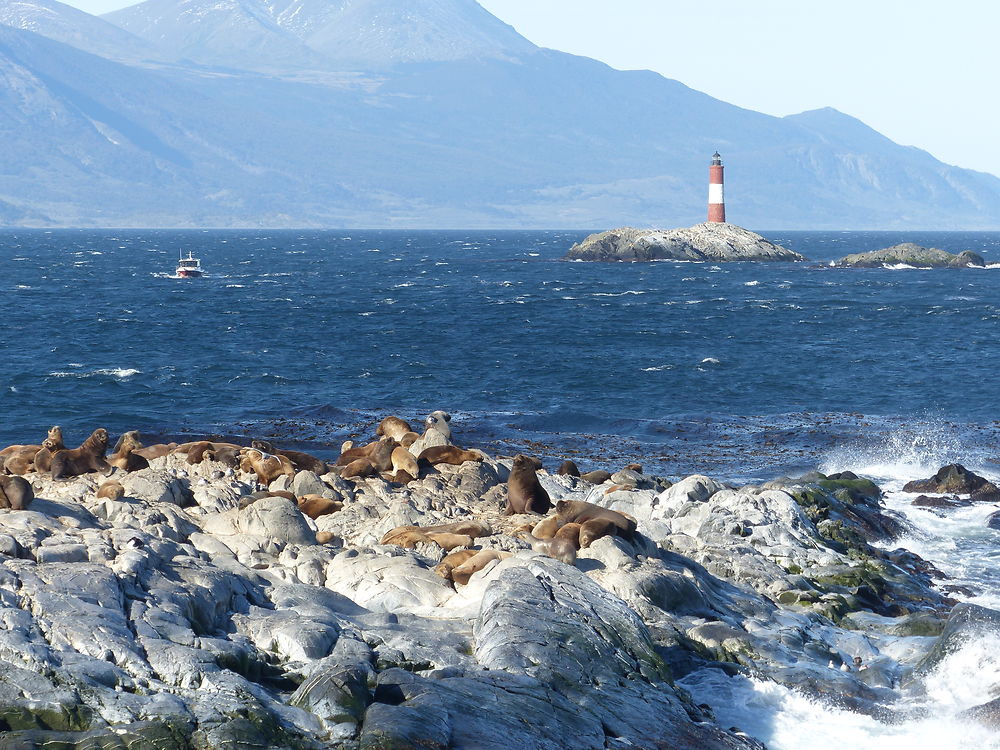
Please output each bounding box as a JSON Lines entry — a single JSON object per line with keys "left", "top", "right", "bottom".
{"left": 707, "top": 151, "right": 726, "bottom": 223}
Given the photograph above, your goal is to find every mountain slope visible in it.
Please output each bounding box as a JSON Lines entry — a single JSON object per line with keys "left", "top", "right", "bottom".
{"left": 1, "top": 4, "right": 999, "bottom": 228}
{"left": 0, "top": 0, "right": 161, "bottom": 61}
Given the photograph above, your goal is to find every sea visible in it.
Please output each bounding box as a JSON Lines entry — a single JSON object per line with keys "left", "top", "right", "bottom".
{"left": 3, "top": 227, "right": 1000, "bottom": 749}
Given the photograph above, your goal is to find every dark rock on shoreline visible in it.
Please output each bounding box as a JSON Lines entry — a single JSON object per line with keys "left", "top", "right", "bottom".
{"left": 563, "top": 222, "right": 806, "bottom": 262}
{"left": 903, "top": 464, "right": 1000, "bottom": 500}
{"left": 833, "top": 243, "right": 986, "bottom": 268}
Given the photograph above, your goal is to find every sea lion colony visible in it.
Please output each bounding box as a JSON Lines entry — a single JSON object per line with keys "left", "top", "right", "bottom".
{"left": 0, "top": 412, "right": 646, "bottom": 578}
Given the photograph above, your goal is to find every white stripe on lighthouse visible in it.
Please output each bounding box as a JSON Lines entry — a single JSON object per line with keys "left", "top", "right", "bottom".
{"left": 709, "top": 183, "right": 724, "bottom": 204}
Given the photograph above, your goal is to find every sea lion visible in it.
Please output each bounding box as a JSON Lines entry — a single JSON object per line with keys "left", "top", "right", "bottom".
{"left": 380, "top": 520, "right": 491, "bottom": 546}
{"left": 399, "top": 432, "right": 419, "bottom": 448}
{"left": 3, "top": 446, "right": 40, "bottom": 475}
{"left": 554, "top": 499, "right": 636, "bottom": 541}
{"left": 297, "top": 494, "right": 343, "bottom": 520}
{"left": 0, "top": 475, "right": 33, "bottom": 510}
{"left": 580, "top": 470, "right": 612, "bottom": 484}
{"left": 50, "top": 428, "right": 112, "bottom": 480}
{"left": 578, "top": 518, "right": 618, "bottom": 548}
{"left": 30, "top": 427, "right": 65, "bottom": 474}
{"left": 96, "top": 480, "right": 126, "bottom": 501}
{"left": 623, "top": 463, "right": 643, "bottom": 473}
{"left": 434, "top": 549, "right": 481, "bottom": 581}
{"left": 450, "top": 550, "right": 512, "bottom": 586}
{"left": 516, "top": 530, "right": 577, "bottom": 565}
{"left": 417, "top": 445, "right": 483, "bottom": 467}
{"left": 316, "top": 531, "right": 337, "bottom": 545}
{"left": 251, "top": 440, "right": 327, "bottom": 475}
{"left": 382, "top": 470, "right": 416, "bottom": 485}
{"left": 504, "top": 454, "right": 551, "bottom": 515}
{"left": 339, "top": 458, "right": 379, "bottom": 480}
{"left": 376, "top": 416, "right": 414, "bottom": 442}
{"left": 557, "top": 460, "right": 581, "bottom": 477}
{"left": 340, "top": 440, "right": 355, "bottom": 453}
{"left": 205, "top": 444, "right": 242, "bottom": 468}
{"left": 390, "top": 446, "right": 419, "bottom": 479}
{"left": 408, "top": 410, "right": 453, "bottom": 454}
{"left": 531, "top": 514, "right": 564, "bottom": 539}
{"left": 337, "top": 436, "right": 396, "bottom": 472}
{"left": 109, "top": 431, "right": 150, "bottom": 473}
{"left": 425, "top": 532, "right": 474, "bottom": 551}
{"left": 553, "top": 522, "right": 582, "bottom": 548}
{"left": 133, "top": 443, "right": 177, "bottom": 460}
{"left": 239, "top": 448, "right": 295, "bottom": 487}
{"left": 178, "top": 440, "right": 243, "bottom": 465}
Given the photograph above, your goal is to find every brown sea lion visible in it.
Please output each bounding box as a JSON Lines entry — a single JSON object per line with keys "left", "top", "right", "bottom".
{"left": 30, "top": 427, "right": 66, "bottom": 474}
{"left": 554, "top": 499, "right": 636, "bottom": 541}
{"left": 623, "top": 463, "right": 643, "bottom": 473}
{"left": 450, "top": 550, "right": 512, "bottom": 586}
{"left": 580, "top": 470, "right": 612, "bottom": 484}
{"left": 380, "top": 520, "right": 491, "bottom": 547}
{"left": 239, "top": 448, "right": 296, "bottom": 487}
{"left": 434, "top": 549, "right": 481, "bottom": 581}
{"left": 133, "top": 443, "right": 177, "bottom": 460}
{"left": 50, "top": 428, "right": 112, "bottom": 480}
{"left": 553, "top": 522, "right": 582, "bottom": 548}
{"left": 0, "top": 475, "right": 33, "bottom": 510}
{"left": 96, "top": 480, "right": 126, "bottom": 501}
{"left": 579, "top": 518, "right": 618, "bottom": 548}
{"left": 391, "top": 446, "right": 419, "bottom": 478}
{"left": 516, "top": 530, "right": 577, "bottom": 565}
{"left": 425, "top": 532, "right": 474, "bottom": 551}
{"left": 382, "top": 469, "right": 416, "bottom": 485}
{"left": 504, "top": 454, "right": 551, "bottom": 515}
{"left": 296, "top": 494, "right": 342, "bottom": 520}
{"left": 3, "top": 446, "right": 40, "bottom": 475}
{"left": 251, "top": 440, "right": 327, "bottom": 475}
{"left": 109, "top": 431, "right": 150, "bottom": 473}
{"left": 336, "top": 436, "right": 397, "bottom": 472}
{"left": 376, "top": 416, "right": 414, "bottom": 442}
{"left": 178, "top": 440, "right": 243, "bottom": 465}
{"left": 417, "top": 445, "right": 483, "bottom": 467}
{"left": 339, "top": 458, "right": 379, "bottom": 480}
{"left": 531, "top": 514, "right": 564, "bottom": 539}
{"left": 557, "top": 460, "right": 581, "bottom": 477}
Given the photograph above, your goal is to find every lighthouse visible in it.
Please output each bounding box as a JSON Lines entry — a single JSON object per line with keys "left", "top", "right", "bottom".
{"left": 707, "top": 151, "right": 726, "bottom": 223}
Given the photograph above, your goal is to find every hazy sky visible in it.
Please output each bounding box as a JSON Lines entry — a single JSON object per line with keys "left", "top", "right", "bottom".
{"left": 62, "top": 0, "right": 999, "bottom": 177}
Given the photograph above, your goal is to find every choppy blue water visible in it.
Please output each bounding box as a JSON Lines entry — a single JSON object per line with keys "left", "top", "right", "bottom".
{"left": 2, "top": 228, "right": 998, "bottom": 480}
{"left": 4, "top": 227, "right": 1000, "bottom": 749}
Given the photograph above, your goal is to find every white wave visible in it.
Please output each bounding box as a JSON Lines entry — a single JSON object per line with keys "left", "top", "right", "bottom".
{"left": 593, "top": 291, "right": 646, "bottom": 297}
{"left": 680, "top": 666, "right": 1000, "bottom": 750}
{"left": 641, "top": 365, "right": 673, "bottom": 372}
{"left": 49, "top": 368, "right": 140, "bottom": 380}
{"left": 225, "top": 284, "right": 246, "bottom": 288}
{"left": 394, "top": 282, "right": 415, "bottom": 288}
{"left": 818, "top": 424, "right": 967, "bottom": 483}
{"left": 882, "top": 263, "right": 932, "bottom": 270}
{"left": 14, "top": 285, "right": 31, "bottom": 290}
{"left": 744, "top": 280, "right": 760, "bottom": 286}
{"left": 700, "top": 357, "right": 721, "bottom": 365}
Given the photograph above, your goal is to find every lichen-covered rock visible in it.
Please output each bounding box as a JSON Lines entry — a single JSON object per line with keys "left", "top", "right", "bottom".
{"left": 564, "top": 223, "right": 805, "bottom": 262}
{"left": 834, "top": 243, "right": 985, "bottom": 268}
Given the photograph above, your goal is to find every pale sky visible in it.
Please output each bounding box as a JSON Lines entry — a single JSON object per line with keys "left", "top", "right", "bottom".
{"left": 61, "top": 0, "right": 1000, "bottom": 178}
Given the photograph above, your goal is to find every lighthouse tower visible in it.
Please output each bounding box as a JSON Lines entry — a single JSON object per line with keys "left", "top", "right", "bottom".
{"left": 707, "top": 151, "right": 726, "bottom": 223}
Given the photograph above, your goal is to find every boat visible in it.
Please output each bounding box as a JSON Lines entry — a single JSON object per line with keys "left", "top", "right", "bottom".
{"left": 175, "top": 251, "right": 203, "bottom": 278}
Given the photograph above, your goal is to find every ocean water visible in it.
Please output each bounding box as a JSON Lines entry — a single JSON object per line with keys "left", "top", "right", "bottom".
{"left": 3, "top": 227, "right": 1000, "bottom": 748}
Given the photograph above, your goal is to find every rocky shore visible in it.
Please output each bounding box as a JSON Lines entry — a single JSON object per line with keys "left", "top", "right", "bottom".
{"left": 832, "top": 243, "right": 986, "bottom": 268}
{"left": 0, "top": 417, "right": 994, "bottom": 749}
{"left": 563, "top": 223, "right": 805, "bottom": 262}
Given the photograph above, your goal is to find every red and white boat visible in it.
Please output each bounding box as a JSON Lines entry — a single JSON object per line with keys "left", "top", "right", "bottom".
{"left": 175, "top": 251, "right": 203, "bottom": 278}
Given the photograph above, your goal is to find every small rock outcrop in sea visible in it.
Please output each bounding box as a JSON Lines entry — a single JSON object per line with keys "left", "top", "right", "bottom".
{"left": 563, "top": 222, "right": 806, "bottom": 262}
{"left": 0, "top": 422, "right": 982, "bottom": 748}
{"left": 833, "top": 243, "right": 986, "bottom": 268}
{"left": 903, "top": 463, "right": 1000, "bottom": 501}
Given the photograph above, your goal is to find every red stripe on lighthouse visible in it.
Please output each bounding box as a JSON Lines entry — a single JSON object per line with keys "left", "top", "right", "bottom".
{"left": 708, "top": 153, "right": 725, "bottom": 223}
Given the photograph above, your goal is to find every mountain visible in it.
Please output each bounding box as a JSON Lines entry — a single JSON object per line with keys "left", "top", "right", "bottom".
{"left": 0, "top": 0, "right": 159, "bottom": 61}
{"left": 0, "top": 0, "right": 997, "bottom": 228}
{"left": 105, "top": 0, "right": 536, "bottom": 72}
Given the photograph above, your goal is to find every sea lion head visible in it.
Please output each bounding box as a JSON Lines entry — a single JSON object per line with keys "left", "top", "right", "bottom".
{"left": 424, "top": 410, "right": 452, "bottom": 438}
{"left": 47, "top": 426, "right": 62, "bottom": 442}
{"left": 251, "top": 439, "right": 274, "bottom": 452}
{"left": 90, "top": 428, "right": 109, "bottom": 451}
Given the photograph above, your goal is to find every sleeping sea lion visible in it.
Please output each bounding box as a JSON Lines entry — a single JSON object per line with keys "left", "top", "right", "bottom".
{"left": 450, "top": 549, "right": 512, "bottom": 586}
{"left": 504, "top": 454, "right": 551, "bottom": 515}
{"left": 296, "top": 494, "right": 343, "bottom": 520}
{"left": 516, "top": 530, "right": 577, "bottom": 565}
{"left": 580, "top": 470, "right": 612, "bottom": 484}
{"left": 239, "top": 448, "right": 295, "bottom": 487}
{"left": 376, "top": 416, "right": 414, "bottom": 442}
{"left": 96, "top": 480, "right": 126, "bottom": 501}
{"left": 554, "top": 499, "right": 636, "bottom": 541}
{"left": 434, "top": 549, "right": 481, "bottom": 581}
{"left": 417, "top": 445, "right": 483, "bottom": 467}
{"left": 251, "top": 440, "right": 327, "bottom": 474}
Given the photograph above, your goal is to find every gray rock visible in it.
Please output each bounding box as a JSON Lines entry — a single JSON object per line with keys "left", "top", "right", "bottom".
{"left": 233, "top": 496, "right": 315, "bottom": 545}
{"left": 834, "top": 243, "right": 986, "bottom": 268}
{"left": 564, "top": 222, "right": 805, "bottom": 262}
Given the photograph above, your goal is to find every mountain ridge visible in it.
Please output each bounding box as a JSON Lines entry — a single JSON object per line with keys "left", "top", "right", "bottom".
{"left": 0, "top": 0, "right": 996, "bottom": 228}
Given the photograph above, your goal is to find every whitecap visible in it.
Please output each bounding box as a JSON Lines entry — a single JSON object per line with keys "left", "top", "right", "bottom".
{"left": 744, "top": 280, "right": 760, "bottom": 286}
{"left": 700, "top": 357, "right": 721, "bottom": 365}
{"left": 641, "top": 365, "right": 673, "bottom": 372}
